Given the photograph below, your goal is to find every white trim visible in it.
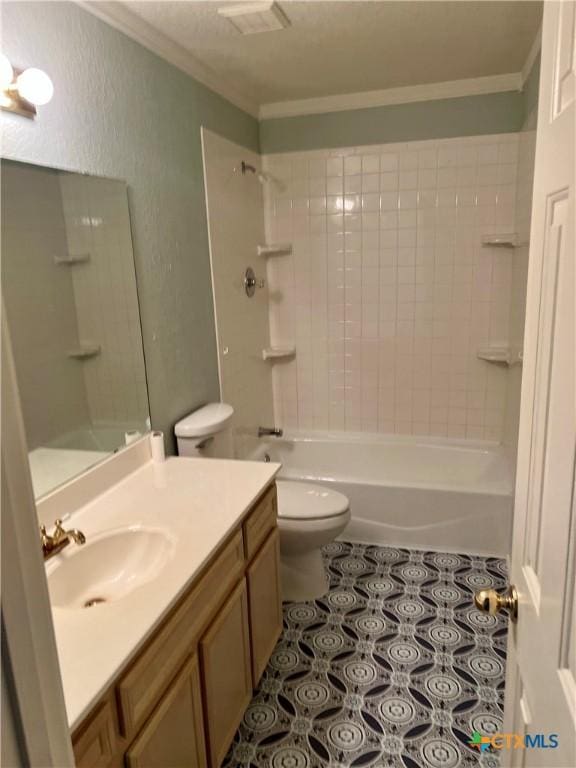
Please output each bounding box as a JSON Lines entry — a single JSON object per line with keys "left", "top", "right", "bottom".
{"left": 77, "top": 1, "right": 259, "bottom": 118}
{"left": 521, "top": 26, "right": 542, "bottom": 86}
{"left": 200, "top": 127, "right": 225, "bottom": 403}
{"left": 259, "top": 73, "right": 522, "bottom": 120}
{"left": 1, "top": 314, "right": 74, "bottom": 766}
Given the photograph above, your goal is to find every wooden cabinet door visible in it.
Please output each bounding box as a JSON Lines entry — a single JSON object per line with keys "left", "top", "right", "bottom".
{"left": 73, "top": 700, "right": 117, "bottom": 768}
{"left": 200, "top": 579, "right": 252, "bottom": 768}
{"left": 247, "top": 528, "right": 283, "bottom": 684}
{"left": 125, "top": 654, "right": 207, "bottom": 768}
{"left": 118, "top": 531, "right": 244, "bottom": 738}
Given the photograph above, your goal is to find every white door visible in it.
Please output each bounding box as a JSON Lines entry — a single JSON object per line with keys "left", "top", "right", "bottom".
{"left": 501, "top": 3, "right": 575, "bottom": 766}
{"left": 1, "top": 312, "right": 74, "bottom": 766}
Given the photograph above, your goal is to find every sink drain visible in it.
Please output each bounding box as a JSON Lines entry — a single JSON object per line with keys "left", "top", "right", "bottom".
{"left": 83, "top": 597, "right": 107, "bottom": 608}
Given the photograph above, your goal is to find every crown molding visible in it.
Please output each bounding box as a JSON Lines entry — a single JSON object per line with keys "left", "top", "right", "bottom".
{"left": 521, "top": 26, "right": 542, "bottom": 85}
{"left": 259, "top": 73, "right": 522, "bottom": 120}
{"left": 77, "top": 1, "right": 259, "bottom": 118}
{"left": 75, "top": 1, "right": 536, "bottom": 124}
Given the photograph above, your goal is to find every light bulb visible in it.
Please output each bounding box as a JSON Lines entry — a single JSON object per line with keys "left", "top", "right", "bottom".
{"left": 16, "top": 67, "right": 53, "bottom": 106}
{"left": 0, "top": 54, "right": 14, "bottom": 89}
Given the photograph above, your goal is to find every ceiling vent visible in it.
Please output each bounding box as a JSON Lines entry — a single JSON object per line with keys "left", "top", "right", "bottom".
{"left": 218, "top": 2, "right": 290, "bottom": 35}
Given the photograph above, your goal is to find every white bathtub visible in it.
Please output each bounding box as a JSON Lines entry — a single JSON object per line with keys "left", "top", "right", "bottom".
{"left": 248, "top": 431, "right": 513, "bottom": 558}
{"left": 29, "top": 423, "right": 146, "bottom": 498}
{"left": 48, "top": 424, "right": 143, "bottom": 452}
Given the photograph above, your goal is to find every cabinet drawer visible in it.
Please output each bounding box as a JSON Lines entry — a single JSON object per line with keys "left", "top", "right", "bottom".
{"left": 244, "top": 484, "right": 277, "bottom": 561}
{"left": 72, "top": 700, "right": 117, "bottom": 768}
{"left": 117, "top": 530, "right": 245, "bottom": 737}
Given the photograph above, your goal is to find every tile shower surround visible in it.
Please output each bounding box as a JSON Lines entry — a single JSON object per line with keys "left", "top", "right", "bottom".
{"left": 60, "top": 174, "right": 149, "bottom": 427}
{"left": 263, "top": 134, "right": 520, "bottom": 440}
{"left": 225, "top": 541, "right": 508, "bottom": 767}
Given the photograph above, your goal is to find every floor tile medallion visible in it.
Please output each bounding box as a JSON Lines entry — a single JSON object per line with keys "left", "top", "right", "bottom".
{"left": 224, "top": 542, "right": 509, "bottom": 768}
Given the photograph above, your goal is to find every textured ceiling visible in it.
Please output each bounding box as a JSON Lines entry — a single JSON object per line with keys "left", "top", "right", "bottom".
{"left": 123, "top": 1, "right": 542, "bottom": 106}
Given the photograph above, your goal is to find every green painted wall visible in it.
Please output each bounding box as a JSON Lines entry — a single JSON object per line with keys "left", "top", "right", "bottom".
{"left": 1, "top": 1, "right": 259, "bottom": 453}
{"left": 260, "top": 90, "right": 525, "bottom": 154}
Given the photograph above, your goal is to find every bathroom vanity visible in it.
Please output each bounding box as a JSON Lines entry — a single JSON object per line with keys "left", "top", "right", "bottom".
{"left": 39, "top": 440, "right": 282, "bottom": 768}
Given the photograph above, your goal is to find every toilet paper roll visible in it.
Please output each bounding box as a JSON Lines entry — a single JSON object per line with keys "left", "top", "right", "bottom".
{"left": 150, "top": 431, "right": 165, "bottom": 463}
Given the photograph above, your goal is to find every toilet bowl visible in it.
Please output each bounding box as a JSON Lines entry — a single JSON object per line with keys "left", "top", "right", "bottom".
{"left": 276, "top": 480, "right": 350, "bottom": 602}
{"left": 175, "top": 406, "right": 351, "bottom": 602}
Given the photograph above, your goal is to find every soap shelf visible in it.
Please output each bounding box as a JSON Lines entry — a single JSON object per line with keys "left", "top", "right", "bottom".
{"left": 262, "top": 346, "right": 296, "bottom": 361}
{"left": 67, "top": 345, "right": 101, "bottom": 360}
{"left": 55, "top": 253, "right": 91, "bottom": 265}
{"left": 257, "top": 243, "right": 292, "bottom": 257}
{"left": 481, "top": 233, "right": 520, "bottom": 248}
{"left": 477, "top": 346, "right": 522, "bottom": 366}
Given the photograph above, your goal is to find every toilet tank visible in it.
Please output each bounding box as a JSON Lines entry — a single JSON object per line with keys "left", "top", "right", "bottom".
{"left": 174, "top": 403, "right": 234, "bottom": 458}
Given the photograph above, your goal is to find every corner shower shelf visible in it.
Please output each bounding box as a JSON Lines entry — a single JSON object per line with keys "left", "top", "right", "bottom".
{"left": 67, "top": 345, "right": 101, "bottom": 360}
{"left": 54, "top": 253, "right": 91, "bottom": 265}
{"left": 257, "top": 243, "right": 292, "bottom": 257}
{"left": 262, "top": 346, "right": 296, "bottom": 361}
{"left": 477, "top": 346, "right": 522, "bottom": 366}
{"left": 481, "top": 233, "right": 519, "bottom": 248}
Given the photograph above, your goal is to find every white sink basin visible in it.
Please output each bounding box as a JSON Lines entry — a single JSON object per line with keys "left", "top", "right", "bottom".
{"left": 48, "top": 527, "right": 175, "bottom": 609}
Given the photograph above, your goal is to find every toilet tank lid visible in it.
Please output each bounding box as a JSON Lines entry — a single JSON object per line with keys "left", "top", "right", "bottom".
{"left": 174, "top": 403, "right": 234, "bottom": 438}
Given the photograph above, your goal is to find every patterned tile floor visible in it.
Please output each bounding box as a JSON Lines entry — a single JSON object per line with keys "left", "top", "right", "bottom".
{"left": 224, "top": 541, "right": 509, "bottom": 768}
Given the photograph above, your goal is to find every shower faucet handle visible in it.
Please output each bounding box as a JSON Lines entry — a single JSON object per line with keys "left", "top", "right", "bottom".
{"left": 244, "top": 267, "right": 265, "bottom": 297}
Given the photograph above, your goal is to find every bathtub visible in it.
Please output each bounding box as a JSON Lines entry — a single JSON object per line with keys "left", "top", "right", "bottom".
{"left": 247, "top": 431, "right": 513, "bottom": 558}
{"left": 47, "top": 424, "right": 143, "bottom": 452}
{"left": 29, "top": 423, "right": 146, "bottom": 498}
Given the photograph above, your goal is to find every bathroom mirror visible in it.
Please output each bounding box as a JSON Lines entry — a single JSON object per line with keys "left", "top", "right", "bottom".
{"left": 1, "top": 159, "right": 150, "bottom": 498}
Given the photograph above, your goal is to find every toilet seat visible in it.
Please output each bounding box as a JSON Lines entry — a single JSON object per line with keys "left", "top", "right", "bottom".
{"left": 276, "top": 480, "right": 349, "bottom": 522}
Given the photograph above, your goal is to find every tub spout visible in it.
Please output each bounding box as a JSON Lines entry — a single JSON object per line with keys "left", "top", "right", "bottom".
{"left": 258, "top": 426, "right": 283, "bottom": 438}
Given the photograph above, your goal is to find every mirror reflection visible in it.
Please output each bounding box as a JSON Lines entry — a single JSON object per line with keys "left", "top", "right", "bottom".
{"left": 1, "top": 160, "right": 150, "bottom": 498}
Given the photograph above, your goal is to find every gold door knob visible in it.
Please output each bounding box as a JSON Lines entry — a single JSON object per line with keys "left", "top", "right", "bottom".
{"left": 474, "top": 585, "right": 518, "bottom": 622}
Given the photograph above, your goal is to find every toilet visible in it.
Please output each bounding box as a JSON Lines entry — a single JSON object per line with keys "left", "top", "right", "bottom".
{"left": 175, "top": 404, "right": 351, "bottom": 602}
{"left": 275, "top": 480, "right": 350, "bottom": 602}
{"left": 174, "top": 402, "right": 234, "bottom": 458}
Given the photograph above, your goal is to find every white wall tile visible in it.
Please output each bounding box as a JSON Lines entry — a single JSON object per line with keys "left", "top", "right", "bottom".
{"left": 263, "top": 133, "right": 521, "bottom": 440}
{"left": 59, "top": 174, "right": 148, "bottom": 429}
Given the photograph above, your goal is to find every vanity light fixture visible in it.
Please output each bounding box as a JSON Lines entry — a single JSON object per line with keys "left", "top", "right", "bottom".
{"left": 0, "top": 53, "right": 54, "bottom": 119}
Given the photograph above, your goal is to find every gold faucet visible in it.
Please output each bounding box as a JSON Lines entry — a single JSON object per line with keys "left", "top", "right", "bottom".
{"left": 40, "top": 519, "right": 86, "bottom": 561}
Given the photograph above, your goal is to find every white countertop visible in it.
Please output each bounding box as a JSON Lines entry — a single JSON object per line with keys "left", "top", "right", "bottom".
{"left": 47, "top": 456, "right": 279, "bottom": 731}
